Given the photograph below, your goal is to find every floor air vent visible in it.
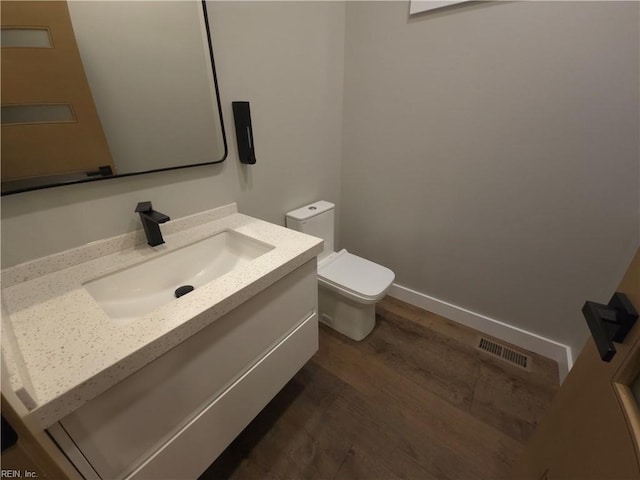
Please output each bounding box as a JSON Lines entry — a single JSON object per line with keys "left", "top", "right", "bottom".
{"left": 476, "top": 337, "right": 531, "bottom": 371}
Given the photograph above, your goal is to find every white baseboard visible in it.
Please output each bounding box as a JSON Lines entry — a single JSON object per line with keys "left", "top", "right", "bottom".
{"left": 387, "top": 284, "right": 573, "bottom": 383}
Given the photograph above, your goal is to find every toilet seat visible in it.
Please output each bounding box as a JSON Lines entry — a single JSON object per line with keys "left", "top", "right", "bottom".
{"left": 318, "top": 249, "right": 395, "bottom": 304}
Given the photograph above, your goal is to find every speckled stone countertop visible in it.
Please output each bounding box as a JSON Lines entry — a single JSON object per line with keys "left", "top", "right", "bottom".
{"left": 1, "top": 203, "right": 322, "bottom": 428}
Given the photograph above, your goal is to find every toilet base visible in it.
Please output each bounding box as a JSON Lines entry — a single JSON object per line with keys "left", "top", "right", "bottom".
{"left": 318, "top": 286, "right": 376, "bottom": 341}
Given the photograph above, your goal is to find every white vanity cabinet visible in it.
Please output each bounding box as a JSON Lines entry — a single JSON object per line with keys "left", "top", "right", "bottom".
{"left": 48, "top": 259, "right": 318, "bottom": 480}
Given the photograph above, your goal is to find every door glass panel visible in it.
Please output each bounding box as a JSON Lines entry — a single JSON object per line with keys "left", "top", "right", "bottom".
{"left": 1, "top": 104, "right": 75, "bottom": 125}
{"left": 630, "top": 367, "right": 640, "bottom": 407}
{"left": 613, "top": 323, "right": 640, "bottom": 463}
{"left": 1, "top": 28, "right": 51, "bottom": 48}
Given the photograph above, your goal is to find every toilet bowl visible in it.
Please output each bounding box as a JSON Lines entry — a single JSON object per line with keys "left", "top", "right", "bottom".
{"left": 286, "top": 201, "right": 395, "bottom": 341}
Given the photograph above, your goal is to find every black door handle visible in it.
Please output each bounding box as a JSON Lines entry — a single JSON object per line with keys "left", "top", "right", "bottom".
{"left": 582, "top": 292, "right": 638, "bottom": 362}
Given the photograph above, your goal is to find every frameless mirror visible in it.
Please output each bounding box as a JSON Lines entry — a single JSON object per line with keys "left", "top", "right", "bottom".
{"left": 0, "top": 0, "right": 227, "bottom": 195}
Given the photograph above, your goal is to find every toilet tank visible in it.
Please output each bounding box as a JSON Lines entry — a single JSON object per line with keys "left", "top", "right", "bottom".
{"left": 286, "top": 201, "right": 334, "bottom": 262}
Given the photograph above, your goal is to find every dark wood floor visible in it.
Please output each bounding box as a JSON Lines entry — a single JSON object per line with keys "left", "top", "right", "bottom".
{"left": 200, "top": 296, "right": 559, "bottom": 480}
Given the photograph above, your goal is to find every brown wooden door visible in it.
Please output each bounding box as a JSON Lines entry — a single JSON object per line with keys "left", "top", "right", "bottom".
{"left": 513, "top": 249, "right": 640, "bottom": 479}
{"left": 1, "top": 1, "right": 115, "bottom": 182}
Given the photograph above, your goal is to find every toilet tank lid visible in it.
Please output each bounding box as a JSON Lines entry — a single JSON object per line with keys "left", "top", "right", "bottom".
{"left": 286, "top": 200, "right": 335, "bottom": 221}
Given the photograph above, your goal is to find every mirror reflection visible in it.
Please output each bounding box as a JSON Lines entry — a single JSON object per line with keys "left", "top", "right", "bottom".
{"left": 1, "top": 0, "right": 226, "bottom": 195}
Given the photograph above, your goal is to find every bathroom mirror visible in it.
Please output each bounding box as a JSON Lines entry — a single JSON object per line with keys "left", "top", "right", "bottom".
{"left": 0, "top": 0, "right": 227, "bottom": 195}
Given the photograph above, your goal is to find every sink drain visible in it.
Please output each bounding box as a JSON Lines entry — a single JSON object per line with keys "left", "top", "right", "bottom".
{"left": 174, "top": 285, "right": 194, "bottom": 298}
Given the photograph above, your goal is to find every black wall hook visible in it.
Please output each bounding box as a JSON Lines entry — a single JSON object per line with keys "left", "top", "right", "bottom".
{"left": 582, "top": 292, "right": 638, "bottom": 362}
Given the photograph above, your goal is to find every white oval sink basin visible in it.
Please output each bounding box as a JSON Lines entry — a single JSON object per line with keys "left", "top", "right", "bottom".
{"left": 83, "top": 230, "right": 274, "bottom": 325}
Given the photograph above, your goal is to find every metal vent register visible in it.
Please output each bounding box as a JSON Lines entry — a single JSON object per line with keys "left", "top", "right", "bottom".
{"left": 476, "top": 337, "right": 531, "bottom": 371}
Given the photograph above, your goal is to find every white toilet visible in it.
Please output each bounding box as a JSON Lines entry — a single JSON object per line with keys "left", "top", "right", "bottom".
{"left": 286, "top": 201, "right": 395, "bottom": 341}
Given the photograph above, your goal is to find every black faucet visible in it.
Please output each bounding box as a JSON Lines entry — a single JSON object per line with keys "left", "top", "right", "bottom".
{"left": 135, "top": 201, "right": 170, "bottom": 246}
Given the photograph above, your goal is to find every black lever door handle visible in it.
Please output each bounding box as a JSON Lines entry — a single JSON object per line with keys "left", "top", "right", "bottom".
{"left": 582, "top": 292, "right": 638, "bottom": 362}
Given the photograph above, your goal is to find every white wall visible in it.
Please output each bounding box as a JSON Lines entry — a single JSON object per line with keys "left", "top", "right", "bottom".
{"left": 1, "top": 1, "right": 345, "bottom": 267}
{"left": 340, "top": 1, "right": 639, "bottom": 358}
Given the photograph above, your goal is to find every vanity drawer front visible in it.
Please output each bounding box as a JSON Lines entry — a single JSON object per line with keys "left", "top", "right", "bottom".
{"left": 58, "top": 259, "right": 317, "bottom": 480}
{"left": 129, "top": 311, "right": 318, "bottom": 480}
